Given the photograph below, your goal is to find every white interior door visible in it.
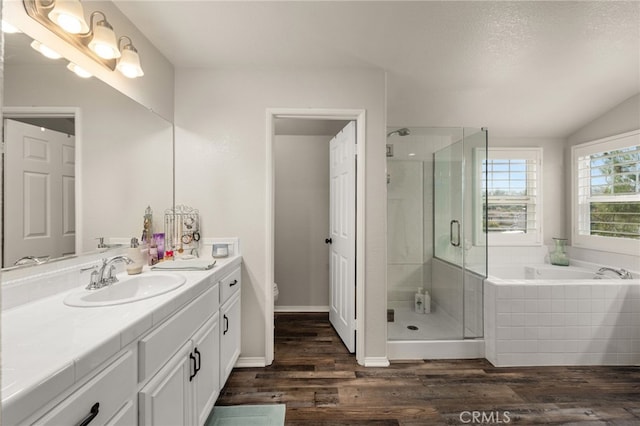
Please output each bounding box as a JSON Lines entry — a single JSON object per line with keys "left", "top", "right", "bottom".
{"left": 4, "top": 119, "right": 75, "bottom": 266}
{"left": 328, "top": 121, "right": 356, "bottom": 353}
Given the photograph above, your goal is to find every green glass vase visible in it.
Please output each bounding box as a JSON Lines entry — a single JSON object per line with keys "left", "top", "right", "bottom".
{"left": 550, "top": 238, "right": 569, "bottom": 266}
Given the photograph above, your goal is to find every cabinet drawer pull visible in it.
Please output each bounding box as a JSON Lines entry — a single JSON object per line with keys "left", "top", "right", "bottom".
{"left": 194, "top": 347, "right": 201, "bottom": 375}
{"left": 77, "top": 402, "right": 99, "bottom": 426}
{"left": 229, "top": 279, "right": 238, "bottom": 287}
{"left": 189, "top": 353, "right": 197, "bottom": 382}
{"left": 223, "top": 314, "right": 229, "bottom": 335}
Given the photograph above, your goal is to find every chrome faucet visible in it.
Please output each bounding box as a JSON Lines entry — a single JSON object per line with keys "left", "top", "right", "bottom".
{"left": 86, "top": 256, "right": 134, "bottom": 290}
{"left": 595, "top": 267, "right": 633, "bottom": 279}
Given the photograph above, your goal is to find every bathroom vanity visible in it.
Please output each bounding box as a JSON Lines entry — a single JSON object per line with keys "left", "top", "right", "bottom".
{"left": 1, "top": 256, "right": 242, "bottom": 425}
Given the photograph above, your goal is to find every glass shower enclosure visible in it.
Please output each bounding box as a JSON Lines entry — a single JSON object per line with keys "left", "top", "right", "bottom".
{"left": 387, "top": 127, "right": 487, "bottom": 344}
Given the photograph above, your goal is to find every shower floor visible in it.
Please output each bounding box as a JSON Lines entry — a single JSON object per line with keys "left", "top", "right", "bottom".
{"left": 387, "top": 301, "right": 461, "bottom": 340}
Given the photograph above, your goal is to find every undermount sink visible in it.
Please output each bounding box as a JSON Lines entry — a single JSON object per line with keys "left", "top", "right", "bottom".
{"left": 64, "top": 272, "right": 186, "bottom": 307}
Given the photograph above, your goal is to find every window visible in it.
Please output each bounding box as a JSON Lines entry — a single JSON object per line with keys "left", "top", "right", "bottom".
{"left": 476, "top": 147, "right": 543, "bottom": 246}
{"left": 572, "top": 130, "right": 640, "bottom": 255}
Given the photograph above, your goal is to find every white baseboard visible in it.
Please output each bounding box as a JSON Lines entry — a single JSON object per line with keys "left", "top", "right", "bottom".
{"left": 274, "top": 305, "right": 330, "bottom": 313}
{"left": 235, "top": 357, "right": 267, "bottom": 368}
{"left": 363, "top": 357, "right": 390, "bottom": 367}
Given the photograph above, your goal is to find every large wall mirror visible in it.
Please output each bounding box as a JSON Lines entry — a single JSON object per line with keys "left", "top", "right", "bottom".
{"left": 2, "top": 27, "right": 174, "bottom": 269}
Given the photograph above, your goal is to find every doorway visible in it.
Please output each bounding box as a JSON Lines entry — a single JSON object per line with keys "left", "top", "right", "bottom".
{"left": 266, "top": 108, "right": 366, "bottom": 365}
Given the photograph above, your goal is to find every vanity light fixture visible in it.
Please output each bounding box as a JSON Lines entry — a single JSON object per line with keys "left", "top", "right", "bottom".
{"left": 116, "top": 36, "right": 144, "bottom": 78}
{"left": 31, "top": 40, "right": 63, "bottom": 59}
{"left": 88, "top": 11, "right": 120, "bottom": 59}
{"left": 67, "top": 62, "right": 92, "bottom": 78}
{"left": 47, "top": 0, "right": 89, "bottom": 34}
{"left": 23, "top": 0, "right": 144, "bottom": 78}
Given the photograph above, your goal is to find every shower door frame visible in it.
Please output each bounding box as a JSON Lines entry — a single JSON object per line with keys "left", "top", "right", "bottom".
{"left": 432, "top": 128, "right": 488, "bottom": 340}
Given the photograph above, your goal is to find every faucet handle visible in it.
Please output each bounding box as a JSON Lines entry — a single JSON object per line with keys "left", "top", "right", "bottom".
{"left": 86, "top": 270, "right": 100, "bottom": 290}
{"left": 106, "top": 265, "right": 119, "bottom": 284}
{"left": 80, "top": 264, "right": 99, "bottom": 273}
{"left": 620, "top": 269, "right": 632, "bottom": 279}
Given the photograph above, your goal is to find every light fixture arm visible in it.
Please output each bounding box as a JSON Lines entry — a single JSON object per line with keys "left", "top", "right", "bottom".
{"left": 89, "top": 11, "right": 112, "bottom": 31}
{"left": 118, "top": 35, "right": 136, "bottom": 52}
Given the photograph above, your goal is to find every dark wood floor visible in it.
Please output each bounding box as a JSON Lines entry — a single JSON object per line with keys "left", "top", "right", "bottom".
{"left": 217, "top": 313, "right": 640, "bottom": 425}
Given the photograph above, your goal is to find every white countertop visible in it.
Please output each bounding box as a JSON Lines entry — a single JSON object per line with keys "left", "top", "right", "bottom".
{"left": 1, "top": 255, "right": 241, "bottom": 425}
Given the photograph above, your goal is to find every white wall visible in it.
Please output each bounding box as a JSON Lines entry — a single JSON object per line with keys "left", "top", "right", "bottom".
{"left": 274, "top": 135, "right": 330, "bottom": 310}
{"left": 567, "top": 94, "right": 640, "bottom": 146}
{"left": 174, "top": 68, "right": 387, "bottom": 362}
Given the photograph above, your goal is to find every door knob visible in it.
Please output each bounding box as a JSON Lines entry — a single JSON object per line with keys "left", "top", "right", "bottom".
{"left": 325, "top": 238, "right": 332, "bottom": 244}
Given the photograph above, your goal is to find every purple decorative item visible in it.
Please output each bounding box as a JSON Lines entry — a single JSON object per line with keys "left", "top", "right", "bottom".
{"left": 153, "top": 233, "right": 165, "bottom": 259}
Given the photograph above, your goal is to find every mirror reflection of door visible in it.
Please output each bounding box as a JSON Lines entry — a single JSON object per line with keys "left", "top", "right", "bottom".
{"left": 3, "top": 118, "right": 76, "bottom": 267}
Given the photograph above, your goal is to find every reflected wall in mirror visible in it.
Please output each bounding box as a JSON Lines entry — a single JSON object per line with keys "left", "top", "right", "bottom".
{"left": 2, "top": 29, "right": 174, "bottom": 269}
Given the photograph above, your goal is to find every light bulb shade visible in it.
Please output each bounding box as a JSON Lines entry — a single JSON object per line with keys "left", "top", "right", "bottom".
{"left": 2, "top": 20, "right": 21, "bottom": 34}
{"left": 117, "top": 47, "right": 144, "bottom": 78}
{"left": 88, "top": 21, "right": 120, "bottom": 59}
{"left": 67, "top": 62, "right": 92, "bottom": 78}
{"left": 30, "top": 40, "right": 62, "bottom": 59}
{"left": 48, "top": 0, "right": 89, "bottom": 34}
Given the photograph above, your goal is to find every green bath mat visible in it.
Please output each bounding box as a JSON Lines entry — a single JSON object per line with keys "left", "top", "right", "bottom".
{"left": 206, "top": 404, "right": 286, "bottom": 426}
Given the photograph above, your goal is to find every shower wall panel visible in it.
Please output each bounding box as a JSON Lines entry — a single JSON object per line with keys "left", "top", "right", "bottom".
{"left": 387, "top": 160, "right": 425, "bottom": 301}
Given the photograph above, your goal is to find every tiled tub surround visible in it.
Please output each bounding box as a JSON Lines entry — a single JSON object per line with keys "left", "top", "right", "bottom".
{"left": 1, "top": 254, "right": 242, "bottom": 425}
{"left": 485, "top": 263, "right": 640, "bottom": 367}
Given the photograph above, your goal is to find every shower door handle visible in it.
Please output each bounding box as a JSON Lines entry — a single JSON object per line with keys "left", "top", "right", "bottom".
{"left": 450, "top": 220, "right": 461, "bottom": 247}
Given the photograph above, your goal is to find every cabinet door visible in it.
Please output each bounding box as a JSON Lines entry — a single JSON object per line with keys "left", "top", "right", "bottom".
{"left": 192, "top": 313, "right": 220, "bottom": 426}
{"left": 139, "top": 342, "right": 193, "bottom": 426}
{"left": 220, "top": 291, "right": 241, "bottom": 388}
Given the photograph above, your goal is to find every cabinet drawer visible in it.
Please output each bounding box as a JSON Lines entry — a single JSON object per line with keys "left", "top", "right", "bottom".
{"left": 34, "top": 350, "right": 135, "bottom": 426}
{"left": 220, "top": 267, "right": 241, "bottom": 305}
{"left": 139, "top": 285, "right": 218, "bottom": 383}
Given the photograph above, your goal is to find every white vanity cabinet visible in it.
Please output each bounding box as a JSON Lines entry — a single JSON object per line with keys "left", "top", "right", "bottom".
{"left": 138, "top": 312, "right": 221, "bottom": 426}
{"left": 2, "top": 257, "right": 242, "bottom": 426}
{"left": 32, "top": 350, "right": 136, "bottom": 426}
{"left": 219, "top": 267, "right": 241, "bottom": 388}
{"left": 138, "top": 285, "right": 221, "bottom": 426}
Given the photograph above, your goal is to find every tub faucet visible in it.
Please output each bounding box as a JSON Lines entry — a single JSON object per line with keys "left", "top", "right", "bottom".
{"left": 595, "top": 267, "right": 633, "bottom": 279}
{"left": 87, "top": 256, "right": 134, "bottom": 289}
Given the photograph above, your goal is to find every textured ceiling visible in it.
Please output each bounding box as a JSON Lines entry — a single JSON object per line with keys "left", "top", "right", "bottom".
{"left": 114, "top": 1, "right": 640, "bottom": 137}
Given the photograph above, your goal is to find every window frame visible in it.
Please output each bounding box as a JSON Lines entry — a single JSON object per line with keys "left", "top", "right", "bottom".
{"left": 571, "top": 129, "right": 640, "bottom": 255}
{"left": 475, "top": 147, "right": 543, "bottom": 246}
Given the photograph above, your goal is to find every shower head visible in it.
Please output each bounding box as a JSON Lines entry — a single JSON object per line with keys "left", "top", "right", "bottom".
{"left": 387, "top": 128, "right": 411, "bottom": 138}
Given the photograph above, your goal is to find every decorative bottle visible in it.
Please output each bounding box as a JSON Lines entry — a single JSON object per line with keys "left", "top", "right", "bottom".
{"left": 414, "top": 288, "right": 425, "bottom": 314}
{"left": 550, "top": 237, "right": 569, "bottom": 266}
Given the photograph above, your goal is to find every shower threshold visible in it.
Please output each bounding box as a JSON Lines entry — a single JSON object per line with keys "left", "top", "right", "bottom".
{"left": 386, "top": 301, "right": 484, "bottom": 360}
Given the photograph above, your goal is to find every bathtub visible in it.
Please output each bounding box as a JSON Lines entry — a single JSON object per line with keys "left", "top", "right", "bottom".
{"left": 485, "top": 263, "right": 640, "bottom": 367}
{"left": 489, "top": 264, "right": 599, "bottom": 280}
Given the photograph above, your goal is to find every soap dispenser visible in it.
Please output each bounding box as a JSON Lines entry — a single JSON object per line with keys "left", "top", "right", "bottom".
{"left": 126, "top": 237, "right": 143, "bottom": 275}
